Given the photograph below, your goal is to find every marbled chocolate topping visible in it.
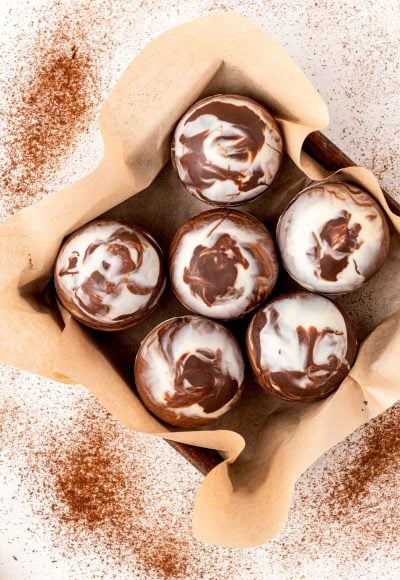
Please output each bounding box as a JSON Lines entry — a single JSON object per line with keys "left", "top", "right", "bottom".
{"left": 134, "top": 316, "right": 244, "bottom": 427}
{"left": 183, "top": 233, "right": 249, "bottom": 306}
{"left": 277, "top": 182, "right": 390, "bottom": 294}
{"left": 247, "top": 292, "right": 357, "bottom": 402}
{"left": 171, "top": 94, "right": 283, "bottom": 206}
{"left": 170, "top": 209, "right": 278, "bottom": 319}
{"left": 310, "top": 211, "right": 362, "bottom": 282}
{"left": 54, "top": 219, "right": 165, "bottom": 330}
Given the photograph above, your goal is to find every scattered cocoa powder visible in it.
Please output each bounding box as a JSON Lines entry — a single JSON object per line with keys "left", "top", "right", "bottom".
{"left": 322, "top": 403, "right": 400, "bottom": 522}
{"left": 0, "top": 2, "right": 114, "bottom": 214}
{"left": 21, "top": 405, "right": 191, "bottom": 578}
{"left": 2, "top": 43, "right": 98, "bottom": 208}
{"left": 49, "top": 416, "right": 139, "bottom": 532}
{"left": 292, "top": 401, "right": 400, "bottom": 557}
{"left": 1, "top": 1, "right": 400, "bottom": 577}
{"left": 0, "top": 397, "right": 21, "bottom": 440}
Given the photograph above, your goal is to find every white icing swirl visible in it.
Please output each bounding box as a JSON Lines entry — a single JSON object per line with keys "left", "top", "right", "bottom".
{"left": 250, "top": 293, "right": 350, "bottom": 393}
{"left": 172, "top": 94, "right": 283, "bottom": 205}
{"left": 260, "top": 295, "right": 347, "bottom": 388}
{"left": 55, "top": 221, "right": 164, "bottom": 325}
{"left": 135, "top": 316, "right": 244, "bottom": 422}
{"left": 170, "top": 210, "right": 278, "bottom": 319}
{"left": 277, "top": 182, "right": 389, "bottom": 294}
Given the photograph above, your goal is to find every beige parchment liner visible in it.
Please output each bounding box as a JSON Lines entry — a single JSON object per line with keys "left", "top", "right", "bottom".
{"left": 1, "top": 12, "right": 400, "bottom": 547}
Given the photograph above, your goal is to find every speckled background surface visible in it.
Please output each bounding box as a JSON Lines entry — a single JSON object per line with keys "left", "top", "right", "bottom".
{"left": 1, "top": 1, "right": 400, "bottom": 578}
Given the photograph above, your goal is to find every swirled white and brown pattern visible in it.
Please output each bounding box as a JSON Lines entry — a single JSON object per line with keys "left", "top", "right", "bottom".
{"left": 171, "top": 94, "right": 283, "bottom": 206}
{"left": 54, "top": 219, "right": 165, "bottom": 331}
{"left": 135, "top": 316, "right": 245, "bottom": 427}
{"left": 277, "top": 182, "right": 390, "bottom": 294}
{"left": 169, "top": 209, "right": 279, "bottom": 320}
{"left": 246, "top": 292, "right": 358, "bottom": 402}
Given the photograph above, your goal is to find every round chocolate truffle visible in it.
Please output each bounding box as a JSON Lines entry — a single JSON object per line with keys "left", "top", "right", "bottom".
{"left": 277, "top": 181, "right": 390, "bottom": 294}
{"left": 54, "top": 219, "right": 165, "bottom": 331}
{"left": 135, "top": 316, "right": 245, "bottom": 427}
{"left": 171, "top": 94, "right": 283, "bottom": 206}
{"left": 169, "top": 209, "right": 279, "bottom": 320}
{"left": 247, "top": 292, "right": 358, "bottom": 402}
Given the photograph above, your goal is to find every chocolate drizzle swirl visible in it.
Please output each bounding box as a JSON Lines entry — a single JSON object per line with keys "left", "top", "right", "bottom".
{"left": 268, "top": 311, "right": 345, "bottom": 391}
{"left": 247, "top": 292, "right": 357, "bottom": 403}
{"left": 277, "top": 181, "right": 390, "bottom": 294}
{"left": 327, "top": 182, "right": 377, "bottom": 207}
{"left": 59, "top": 227, "right": 149, "bottom": 318}
{"left": 135, "top": 316, "right": 244, "bottom": 427}
{"left": 172, "top": 94, "right": 283, "bottom": 205}
{"left": 55, "top": 220, "right": 165, "bottom": 330}
{"left": 309, "top": 211, "right": 363, "bottom": 281}
{"left": 179, "top": 101, "right": 269, "bottom": 196}
{"left": 183, "top": 233, "right": 249, "bottom": 306}
{"left": 157, "top": 318, "right": 239, "bottom": 413}
{"left": 170, "top": 209, "right": 278, "bottom": 319}
{"left": 167, "top": 348, "right": 238, "bottom": 413}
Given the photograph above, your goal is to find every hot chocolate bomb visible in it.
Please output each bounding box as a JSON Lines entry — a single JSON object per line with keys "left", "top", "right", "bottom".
{"left": 54, "top": 219, "right": 165, "bottom": 331}
{"left": 277, "top": 182, "right": 390, "bottom": 294}
{"left": 171, "top": 94, "right": 283, "bottom": 206}
{"left": 170, "top": 209, "right": 279, "bottom": 319}
{"left": 135, "top": 316, "right": 245, "bottom": 427}
{"left": 247, "top": 292, "right": 358, "bottom": 402}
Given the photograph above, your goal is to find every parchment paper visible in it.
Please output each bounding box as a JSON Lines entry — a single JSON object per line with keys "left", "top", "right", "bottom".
{"left": 1, "top": 12, "right": 399, "bottom": 548}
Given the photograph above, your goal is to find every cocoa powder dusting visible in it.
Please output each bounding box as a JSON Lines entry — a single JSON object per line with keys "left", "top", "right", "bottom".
{"left": 0, "top": 2, "right": 113, "bottom": 214}
{"left": 0, "top": 397, "right": 21, "bottom": 440}
{"left": 1, "top": 1, "right": 400, "bottom": 577}
{"left": 292, "top": 402, "right": 400, "bottom": 556}
{"left": 4, "top": 380, "right": 400, "bottom": 576}
{"left": 22, "top": 407, "right": 191, "bottom": 578}
{"left": 49, "top": 420, "right": 137, "bottom": 531}
{"left": 322, "top": 405, "right": 400, "bottom": 521}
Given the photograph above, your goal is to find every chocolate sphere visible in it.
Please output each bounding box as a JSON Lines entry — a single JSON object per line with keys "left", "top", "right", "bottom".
{"left": 247, "top": 292, "right": 357, "bottom": 402}
{"left": 277, "top": 182, "right": 390, "bottom": 294}
{"left": 135, "top": 316, "right": 245, "bottom": 427}
{"left": 171, "top": 94, "right": 283, "bottom": 206}
{"left": 54, "top": 219, "right": 165, "bottom": 331}
{"left": 169, "top": 209, "right": 279, "bottom": 320}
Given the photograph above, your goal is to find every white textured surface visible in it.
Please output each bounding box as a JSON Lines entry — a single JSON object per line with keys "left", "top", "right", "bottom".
{"left": 1, "top": 1, "right": 400, "bottom": 578}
